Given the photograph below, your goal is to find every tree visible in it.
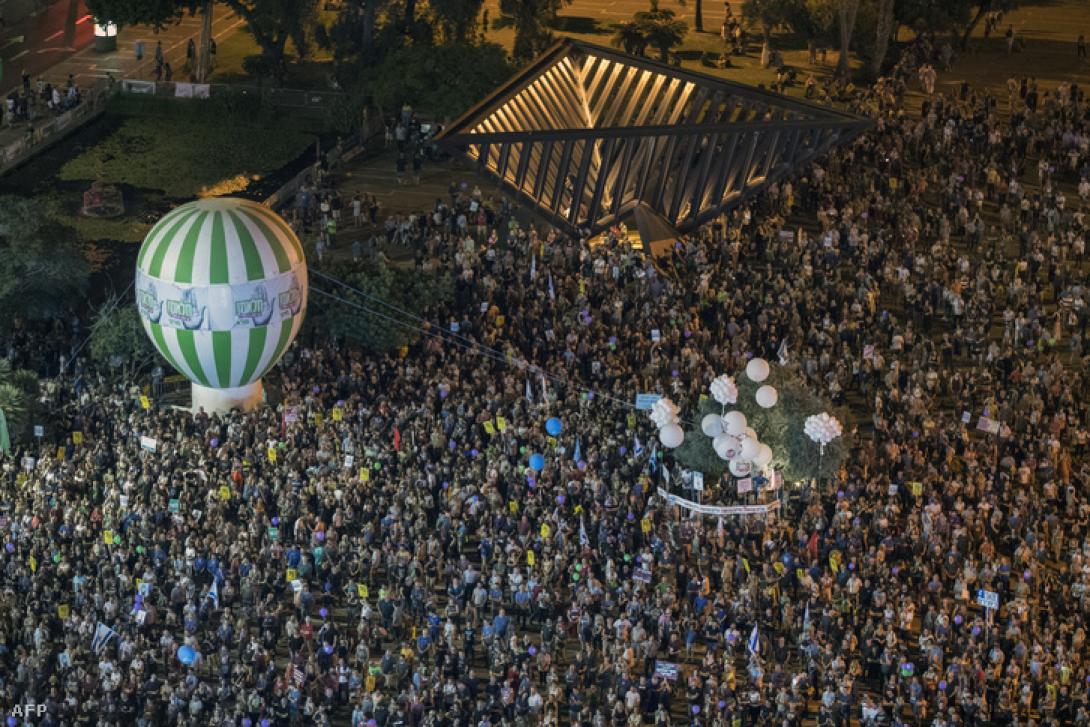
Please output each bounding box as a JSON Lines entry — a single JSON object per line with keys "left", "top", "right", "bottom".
{"left": 672, "top": 369, "right": 849, "bottom": 483}
{"left": 869, "top": 0, "right": 895, "bottom": 77}
{"left": 634, "top": 1, "right": 687, "bottom": 62}
{"left": 0, "top": 197, "right": 92, "bottom": 323}
{"left": 306, "top": 259, "right": 453, "bottom": 353}
{"left": 741, "top": 0, "right": 793, "bottom": 66}
{"left": 369, "top": 43, "right": 513, "bottom": 118}
{"left": 224, "top": 0, "right": 319, "bottom": 84}
{"left": 0, "top": 360, "right": 42, "bottom": 445}
{"left": 835, "top": 0, "right": 859, "bottom": 77}
{"left": 88, "top": 295, "right": 159, "bottom": 380}
{"left": 429, "top": 0, "right": 485, "bottom": 44}
{"left": 612, "top": 20, "right": 650, "bottom": 56}
{"left": 495, "top": 0, "right": 570, "bottom": 63}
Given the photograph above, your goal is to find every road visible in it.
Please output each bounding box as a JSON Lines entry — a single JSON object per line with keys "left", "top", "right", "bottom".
{"left": 1, "top": 0, "right": 94, "bottom": 96}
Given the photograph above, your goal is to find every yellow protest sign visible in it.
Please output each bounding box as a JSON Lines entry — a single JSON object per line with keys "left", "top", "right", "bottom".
{"left": 103, "top": 530, "right": 114, "bottom": 545}
{"left": 58, "top": 604, "right": 70, "bottom": 619}
{"left": 909, "top": 481, "right": 923, "bottom": 497}
{"left": 219, "top": 485, "right": 231, "bottom": 501}
{"left": 540, "top": 523, "right": 551, "bottom": 539}
{"left": 641, "top": 517, "right": 652, "bottom": 533}
{"left": 140, "top": 395, "right": 150, "bottom": 410}
{"left": 508, "top": 500, "right": 518, "bottom": 514}
{"left": 332, "top": 407, "right": 344, "bottom": 422}
{"left": 359, "top": 468, "right": 370, "bottom": 483}
{"left": 526, "top": 550, "right": 535, "bottom": 566}
{"left": 496, "top": 416, "right": 508, "bottom": 432}
{"left": 399, "top": 346, "right": 408, "bottom": 358}
{"left": 357, "top": 583, "right": 369, "bottom": 598}
{"left": 56, "top": 446, "right": 65, "bottom": 461}
{"left": 366, "top": 674, "right": 376, "bottom": 692}
{"left": 267, "top": 448, "right": 277, "bottom": 463}
{"left": 547, "top": 436, "right": 557, "bottom": 448}
{"left": 742, "top": 558, "right": 750, "bottom": 574}
{"left": 313, "top": 412, "right": 323, "bottom": 425}
{"left": 483, "top": 420, "right": 496, "bottom": 435}
{"left": 72, "top": 431, "right": 83, "bottom": 445}
{"left": 495, "top": 315, "right": 506, "bottom": 327}
{"left": 627, "top": 413, "right": 637, "bottom": 429}
{"left": 574, "top": 505, "right": 583, "bottom": 514}
{"left": 28, "top": 555, "right": 36, "bottom": 573}
{"left": 286, "top": 568, "right": 297, "bottom": 582}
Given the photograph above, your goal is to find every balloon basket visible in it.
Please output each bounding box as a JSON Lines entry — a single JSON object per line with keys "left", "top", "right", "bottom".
{"left": 191, "top": 381, "right": 263, "bottom": 414}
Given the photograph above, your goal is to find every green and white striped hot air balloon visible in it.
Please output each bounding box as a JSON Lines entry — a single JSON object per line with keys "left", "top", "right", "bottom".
{"left": 135, "top": 197, "right": 307, "bottom": 412}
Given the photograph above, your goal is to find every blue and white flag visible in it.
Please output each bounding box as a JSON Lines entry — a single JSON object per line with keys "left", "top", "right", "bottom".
{"left": 92, "top": 622, "right": 118, "bottom": 654}
{"left": 530, "top": 252, "right": 537, "bottom": 281}
{"left": 573, "top": 437, "right": 582, "bottom": 463}
{"left": 525, "top": 379, "right": 533, "bottom": 403}
{"left": 208, "top": 579, "right": 219, "bottom": 609}
{"left": 649, "top": 443, "right": 658, "bottom": 473}
{"left": 547, "top": 272, "right": 555, "bottom": 300}
{"left": 802, "top": 602, "right": 811, "bottom": 634}
{"left": 633, "top": 435, "right": 644, "bottom": 457}
{"left": 579, "top": 517, "right": 589, "bottom": 547}
{"left": 747, "top": 623, "right": 760, "bottom": 656}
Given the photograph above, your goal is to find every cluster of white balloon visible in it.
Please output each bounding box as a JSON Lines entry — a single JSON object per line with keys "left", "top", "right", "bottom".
{"left": 804, "top": 411, "right": 843, "bottom": 454}
{"left": 649, "top": 397, "right": 685, "bottom": 449}
{"left": 700, "top": 357, "right": 778, "bottom": 477}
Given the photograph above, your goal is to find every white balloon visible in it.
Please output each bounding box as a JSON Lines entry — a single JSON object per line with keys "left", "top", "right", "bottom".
{"left": 723, "top": 410, "right": 747, "bottom": 436}
{"left": 729, "top": 459, "right": 752, "bottom": 477}
{"left": 744, "top": 426, "right": 758, "bottom": 442}
{"left": 709, "top": 375, "right": 738, "bottom": 405}
{"left": 714, "top": 434, "right": 741, "bottom": 460}
{"left": 755, "top": 385, "right": 779, "bottom": 408}
{"left": 659, "top": 424, "right": 684, "bottom": 449}
{"left": 739, "top": 436, "right": 760, "bottom": 461}
{"left": 753, "top": 443, "right": 773, "bottom": 468}
{"left": 746, "top": 357, "right": 770, "bottom": 383}
{"left": 701, "top": 413, "right": 724, "bottom": 437}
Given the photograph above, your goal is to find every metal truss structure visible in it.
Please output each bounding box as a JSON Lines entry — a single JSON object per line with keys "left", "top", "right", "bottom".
{"left": 438, "top": 39, "right": 871, "bottom": 238}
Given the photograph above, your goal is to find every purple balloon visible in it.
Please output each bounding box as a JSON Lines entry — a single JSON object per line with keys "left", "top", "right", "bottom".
{"left": 210, "top": 437, "right": 219, "bottom": 447}
{"left": 556, "top": 494, "right": 566, "bottom": 505}
{"left": 586, "top": 392, "right": 594, "bottom": 401}
{"left": 271, "top": 517, "right": 280, "bottom": 526}
{"left": 527, "top": 477, "right": 536, "bottom": 489}
{"left": 848, "top": 562, "right": 855, "bottom": 571}
{"left": 692, "top": 705, "right": 700, "bottom": 714}
{"left": 1023, "top": 569, "right": 1032, "bottom": 580}
{"left": 4, "top": 543, "right": 13, "bottom": 553}
{"left": 627, "top": 512, "right": 636, "bottom": 521}
{"left": 938, "top": 680, "right": 947, "bottom": 691}
{"left": 619, "top": 446, "right": 627, "bottom": 455}
{"left": 528, "top": 645, "right": 537, "bottom": 656}
{"left": 718, "top": 700, "right": 726, "bottom": 709}
{"left": 315, "top": 531, "right": 326, "bottom": 542}
{"left": 311, "top": 386, "right": 320, "bottom": 394}
{"left": 684, "top": 330, "right": 692, "bottom": 338}
{"left": 439, "top": 388, "right": 449, "bottom": 399}
{"left": 971, "top": 626, "right": 981, "bottom": 636}
{"left": 953, "top": 614, "right": 962, "bottom": 625}
{"left": 324, "top": 644, "right": 334, "bottom": 654}
{"left": 319, "top": 608, "right": 329, "bottom": 619}
{"left": 671, "top": 370, "right": 679, "bottom": 378}
{"left": 470, "top": 449, "right": 479, "bottom": 457}
{"left": 577, "top": 460, "right": 587, "bottom": 470}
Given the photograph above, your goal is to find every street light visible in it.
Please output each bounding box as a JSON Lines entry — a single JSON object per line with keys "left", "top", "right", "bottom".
{"left": 94, "top": 20, "right": 118, "bottom": 53}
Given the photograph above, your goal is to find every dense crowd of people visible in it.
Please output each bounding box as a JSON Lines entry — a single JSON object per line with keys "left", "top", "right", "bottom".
{"left": 5, "top": 31, "right": 1090, "bottom": 727}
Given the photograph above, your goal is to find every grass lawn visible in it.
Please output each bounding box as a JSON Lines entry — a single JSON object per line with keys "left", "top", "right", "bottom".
{"left": 58, "top": 110, "right": 316, "bottom": 199}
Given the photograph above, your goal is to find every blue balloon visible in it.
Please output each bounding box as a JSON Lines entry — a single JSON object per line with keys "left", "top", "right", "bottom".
{"left": 545, "top": 417, "right": 563, "bottom": 436}
{"left": 529, "top": 454, "right": 545, "bottom": 471}
{"left": 177, "top": 644, "right": 197, "bottom": 665}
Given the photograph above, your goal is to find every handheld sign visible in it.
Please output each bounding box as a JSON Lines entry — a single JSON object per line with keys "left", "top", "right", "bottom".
{"left": 976, "top": 589, "right": 999, "bottom": 611}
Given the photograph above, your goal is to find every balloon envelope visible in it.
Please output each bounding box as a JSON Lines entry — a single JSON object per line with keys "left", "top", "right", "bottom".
{"left": 755, "top": 385, "right": 778, "bottom": 408}
{"left": 701, "top": 414, "right": 724, "bottom": 437}
{"left": 745, "top": 357, "right": 770, "bottom": 383}
{"left": 529, "top": 454, "right": 545, "bottom": 471}
{"left": 740, "top": 436, "right": 760, "bottom": 461}
{"left": 753, "top": 443, "right": 773, "bottom": 468}
{"left": 659, "top": 424, "right": 684, "bottom": 448}
{"left": 729, "top": 459, "right": 752, "bottom": 477}
{"left": 177, "top": 645, "right": 197, "bottom": 665}
{"left": 545, "top": 417, "right": 563, "bottom": 436}
{"left": 723, "top": 410, "right": 747, "bottom": 436}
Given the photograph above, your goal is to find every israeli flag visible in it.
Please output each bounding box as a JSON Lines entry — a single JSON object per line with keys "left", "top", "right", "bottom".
{"left": 633, "top": 435, "right": 644, "bottom": 456}
{"left": 747, "top": 623, "right": 760, "bottom": 656}
{"left": 572, "top": 437, "right": 582, "bottom": 463}
{"left": 530, "top": 252, "right": 537, "bottom": 281}
{"left": 208, "top": 579, "right": 219, "bottom": 609}
{"left": 91, "top": 622, "right": 118, "bottom": 654}
{"left": 649, "top": 443, "right": 657, "bottom": 473}
{"left": 525, "top": 379, "right": 533, "bottom": 403}
{"left": 579, "top": 517, "right": 589, "bottom": 547}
